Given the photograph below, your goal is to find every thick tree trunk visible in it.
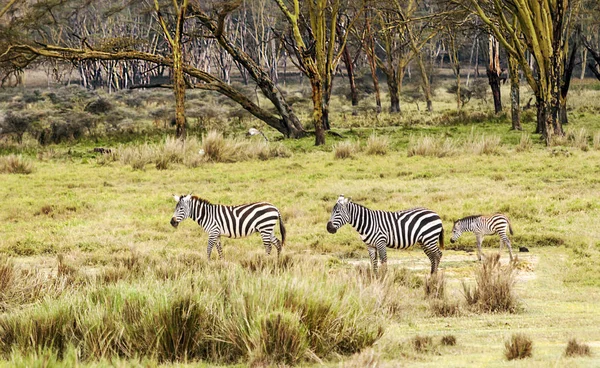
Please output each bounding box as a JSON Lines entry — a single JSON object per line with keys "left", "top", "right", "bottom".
{"left": 387, "top": 71, "right": 400, "bottom": 113}
{"left": 507, "top": 55, "right": 522, "bottom": 130}
{"left": 487, "top": 35, "right": 502, "bottom": 114}
{"left": 560, "top": 35, "right": 578, "bottom": 126}
{"left": 310, "top": 79, "right": 326, "bottom": 146}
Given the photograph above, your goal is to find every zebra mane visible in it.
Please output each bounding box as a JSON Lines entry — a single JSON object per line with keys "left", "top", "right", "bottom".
{"left": 456, "top": 215, "right": 482, "bottom": 223}
{"left": 190, "top": 196, "right": 211, "bottom": 205}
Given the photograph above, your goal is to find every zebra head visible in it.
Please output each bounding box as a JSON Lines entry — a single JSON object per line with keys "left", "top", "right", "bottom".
{"left": 450, "top": 220, "right": 463, "bottom": 243}
{"left": 327, "top": 195, "right": 350, "bottom": 234}
{"left": 171, "top": 194, "right": 192, "bottom": 228}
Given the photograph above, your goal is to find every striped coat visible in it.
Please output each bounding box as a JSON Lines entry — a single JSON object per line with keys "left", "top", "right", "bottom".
{"left": 327, "top": 195, "right": 443, "bottom": 274}
{"left": 450, "top": 214, "right": 514, "bottom": 261}
{"left": 170, "top": 194, "right": 286, "bottom": 259}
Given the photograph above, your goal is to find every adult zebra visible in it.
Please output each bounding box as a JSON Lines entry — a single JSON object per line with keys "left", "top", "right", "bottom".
{"left": 326, "top": 195, "right": 444, "bottom": 274}
{"left": 170, "top": 194, "right": 286, "bottom": 259}
{"left": 450, "top": 214, "right": 514, "bottom": 261}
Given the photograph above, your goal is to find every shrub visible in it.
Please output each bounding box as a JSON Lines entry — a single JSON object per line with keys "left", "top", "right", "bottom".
{"left": 365, "top": 134, "right": 389, "bottom": 155}
{"left": 1, "top": 112, "right": 37, "bottom": 143}
{"left": 0, "top": 154, "right": 34, "bottom": 174}
{"left": 462, "top": 253, "right": 518, "bottom": 313}
{"left": 84, "top": 98, "right": 113, "bottom": 114}
{"left": 333, "top": 140, "right": 360, "bottom": 159}
{"left": 408, "top": 135, "right": 457, "bottom": 157}
{"left": 504, "top": 333, "right": 533, "bottom": 360}
{"left": 564, "top": 339, "right": 591, "bottom": 357}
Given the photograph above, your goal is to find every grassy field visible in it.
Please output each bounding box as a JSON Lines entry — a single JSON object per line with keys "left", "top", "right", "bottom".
{"left": 1, "top": 81, "right": 600, "bottom": 366}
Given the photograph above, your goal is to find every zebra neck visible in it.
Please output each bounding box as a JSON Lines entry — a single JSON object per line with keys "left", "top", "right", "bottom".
{"left": 347, "top": 202, "right": 373, "bottom": 231}
{"left": 189, "top": 199, "right": 211, "bottom": 226}
{"left": 460, "top": 219, "right": 475, "bottom": 232}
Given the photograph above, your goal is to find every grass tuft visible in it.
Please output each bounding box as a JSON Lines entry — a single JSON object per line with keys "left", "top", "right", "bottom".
{"left": 564, "top": 338, "right": 591, "bottom": 357}
{"left": 516, "top": 133, "right": 534, "bottom": 152}
{"left": 333, "top": 140, "right": 360, "bottom": 159}
{"left": 365, "top": 134, "right": 389, "bottom": 155}
{"left": 411, "top": 335, "right": 434, "bottom": 354}
{"left": 0, "top": 154, "right": 34, "bottom": 174}
{"left": 441, "top": 335, "right": 457, "bottom": 346}
{"left": 407, "top": 135, "right": 457, "bottom": 157}
{"left": 504, "top": 333, "right": 533, "bottom": 360}
{"left": 462, "top": 253, "right": 518, "bottom": 313}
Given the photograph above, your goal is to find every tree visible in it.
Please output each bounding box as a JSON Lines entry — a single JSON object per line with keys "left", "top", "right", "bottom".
{"left": 486, "top": 35, "right": 502, "bottom": 114}
{"left": 461, "top": 0, "right": 580, "bottom": 144}
{"left": 273, "top": 0, "right": 358, "bottom": 145}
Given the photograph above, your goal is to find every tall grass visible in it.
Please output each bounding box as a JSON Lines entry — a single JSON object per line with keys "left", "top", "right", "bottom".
{"left": 462, "top": 253, "right": 518, "bottom": 313}
{"left": 365, "top": 134, "right": 389, "bottom": 155}
{"left": 0, "top": 255, "right": 383, "bottom": 365}
{"left": 464, "top": 132, "right": 503, "bottom": 155}
{"left": 0, "top": 154, "right": 34, "bottom": 174}
{"left": 333, "top": 140, "right": 361, "bottom": 159}
{"left": 407, "top": 135, "right": 457, "bottom": 157}
{"left": 504, "top": 333, "right": 533, "bottom": 360}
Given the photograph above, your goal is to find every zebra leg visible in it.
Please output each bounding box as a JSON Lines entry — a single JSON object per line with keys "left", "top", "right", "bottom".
{"left": 207, "top": 233, "right": 220, "bottom": 260}
{"left": 260, "top": 231, "right": 273, "bottom": 255}
{"left": 423, "top": 242, "right": 442, "bottom": 274}
{"left": 501, "top": 233, "right": 514, "bottom": 261}
{"left": 377, "top": 244, "right": 388, "bottom": 275}
{"left": 367, "top": 246, "right": 378, "bottom": 274}
{"left": 476, "top": 234, "right": 483, "bottom": 261}
{"left": 215, "top": 238, "right": 224, "bottom": 260}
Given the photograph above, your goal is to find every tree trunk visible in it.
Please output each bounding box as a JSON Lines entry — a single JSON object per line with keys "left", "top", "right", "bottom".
{"left": 580, "top": 48, "right": 587, "bottom": 79}
{"left": 365, "top": 22, "right": 381, "bottom": 113}
{"left": 415, "top": 52, "right": 432, "bottom": 112}
{"left": 173, "top": 39, "right": 186, "bottom": 139}
{"left": 337, "top": 24, "right": 358, "bottom": 107}
{"left": 560, "top": 33, "right": 578, "bottom": 126}
{"left": 507, "top": 54, "right": 522, "bottom": 130}
{"left": 387, "top": 71, "right": 400, "bottom": 113}
{"left": 310, "top": 79, "right": 326, "bottom": 146}
{"left": 487, "top": 35, "right": 502, "bottom": 114}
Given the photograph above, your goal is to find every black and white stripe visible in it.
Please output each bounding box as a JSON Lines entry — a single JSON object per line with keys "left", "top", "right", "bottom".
{"left": 326, "top": 195, "right": 444, "bottom": 274}
{"left": 450, "top": 214, "right": 514, "bottom": 261}
{"left": 170, "top": 194, "right": 286, "bottom": 259}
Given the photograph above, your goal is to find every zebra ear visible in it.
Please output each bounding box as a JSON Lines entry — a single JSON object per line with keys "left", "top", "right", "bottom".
{"left": 184, "top": 194, "right": 192, "bottom": 200}
{"left": 173, "top": 195, "right": 180, "bottom": 202}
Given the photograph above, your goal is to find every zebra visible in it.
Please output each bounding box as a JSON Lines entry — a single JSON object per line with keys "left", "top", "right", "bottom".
{"left": 170, "top": 194, "right": 286, "bottom": 259}
{"left": 326, "top": 195, "right": 444, "bottom": 274}
{"left": 450, "top": 214, "right": 514, "bottom": 261}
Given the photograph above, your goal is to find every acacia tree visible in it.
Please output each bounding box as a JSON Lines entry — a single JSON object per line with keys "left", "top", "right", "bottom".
{"left": 461, "top": 0, "right": 580, "bottom": 144}
{"left": 486, "top": 35, "right": 502, "bottom": 114}
{"left": 273, "top": 0, "right": 358, "bottom": 145}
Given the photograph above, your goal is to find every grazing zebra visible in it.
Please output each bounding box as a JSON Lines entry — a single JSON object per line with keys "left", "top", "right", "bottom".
{"left": 326, "top": 195, "right": 444, "bottom": 274}
{"left": 450, "top": 214, "right": 514, "bottom": 261}
{"left": 170, "top": 194, "right": 286, "bottom": 259}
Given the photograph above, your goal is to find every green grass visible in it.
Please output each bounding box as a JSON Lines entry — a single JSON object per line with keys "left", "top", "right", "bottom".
{"left": 1, "top": 81, "right": 600, "bottom": 366}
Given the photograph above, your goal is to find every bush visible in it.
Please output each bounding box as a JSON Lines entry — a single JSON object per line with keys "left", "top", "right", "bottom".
{"left": 504, "top": 333, "right": 533, "bottom": 360}
{"left": 84, "top": 98, "right": 113, "bottom": 115}
{"left": 365, "top": 134, "right": 389, "bottom": 155}
{"left": 1, "top": 112, "right": 37, "bottom": 143}
{"left": 0, "top": 154, "right": 34, "bottom": 174}
{"left": 462, "top": 253, "right": 518, "bottom": 313}
{"left": 564, "top": 339, "right": 591, "bottom": 357}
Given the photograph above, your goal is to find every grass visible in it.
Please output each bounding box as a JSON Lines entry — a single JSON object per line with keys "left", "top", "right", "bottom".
{"left": 564, "top": 339, "right": 592, "bottom": 357}
{"left": 504, "top": 333, "right": 533, "bottom": 360}
{"left": 0, "top": 154, "right": 34, "bottom": 174}
{"left": 1, "top": 82, "right": 600, "bottom": 366}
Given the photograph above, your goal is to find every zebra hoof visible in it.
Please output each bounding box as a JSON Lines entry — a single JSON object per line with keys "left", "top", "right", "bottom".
{"left": 519, "top": 247, "right": 529, "bottom": 252}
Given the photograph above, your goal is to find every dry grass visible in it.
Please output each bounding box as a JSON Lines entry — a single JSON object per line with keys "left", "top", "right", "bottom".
{"left": 462, "top": 253, "right": 518, "bottom": 313}
{"left": 516, "top": 133, "right": 534, "bottom": 152}
{"left": 564, "top": 339, "right": 591, "bottom": 357}
{"left": 593, "top": 132, "right": 600, "bottom": 150}
{"left": 333, "top": 140, "right": 360, "bottom": 159}
{"left": 407, "top": 135, "right": 457, "bottom": 157}
{"left": 465, "top": 133, "right": 503, "bottom": 155}
{"left": 365, "top": 134, "right": 389, "bottom": 155}
{"left": 504, "top": 333, "right": 533, "bottom": 360}
{"left": 0, "top": 154, "right": 34, "bottom": 174}
{"left": 441, "top": 335, "right": 457, "bottom": 346}
{"left": 411, "top": 335, "right": 434, "bottom": 354}
{"left": 568, "top": 128, "right": 590, "bottom": 151}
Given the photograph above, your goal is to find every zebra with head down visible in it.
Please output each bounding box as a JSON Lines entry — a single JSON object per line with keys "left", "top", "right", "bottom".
{"left": 326, "top": 195, "right": 444, "bottom": 274}
{"left": 450, "top": 214, "right": 514, "bottom": 261}
{"left": 170, "top": 194, "right": 286, "bottom": 259}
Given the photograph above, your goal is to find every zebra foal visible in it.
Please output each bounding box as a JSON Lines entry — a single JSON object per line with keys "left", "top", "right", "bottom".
{"left": 450, "top": 214, "right": 514, "bottom": 261}
{"left": 170, "top": 194, "right": 286, "bottom": 259}
{"left": 326, "top": 195, "right": 444, "bottom": 274}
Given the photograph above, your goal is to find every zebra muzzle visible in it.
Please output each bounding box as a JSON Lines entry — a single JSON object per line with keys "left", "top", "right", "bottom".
{"left": 326, "top": 222, "right": 337, "bottom": 234}
{"left": 170, "top": 218, "right": 179, "bottom": 228}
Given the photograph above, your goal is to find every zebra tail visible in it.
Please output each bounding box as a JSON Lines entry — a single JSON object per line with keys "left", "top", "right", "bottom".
{"left": 508, "top": 220, "right": 514, "bottom": 235}
{"left": 279, "top": 213, "right": 286, "bottom": 247}
{"left": 438, "top": 229, "right": 445, "bottom": 250}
